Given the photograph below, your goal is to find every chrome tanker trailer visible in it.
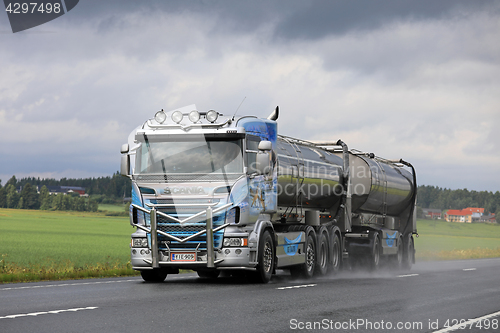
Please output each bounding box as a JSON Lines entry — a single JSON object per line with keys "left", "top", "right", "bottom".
{"left": 120, "top": 105, "right": 417, "bottom": 283}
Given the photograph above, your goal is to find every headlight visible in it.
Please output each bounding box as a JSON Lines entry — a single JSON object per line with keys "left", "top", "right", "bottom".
{"left": 171, "top": 110, "right": 183, "bottom": 124}
{"left": 223, "top": 238, "right": 248, "bottom": 247}
{"left": 188, "top": 110, "right": 200, "bottom": 123}
{"left": 206, "top": 110, "right": 219, "bottom": 123}
{"left": 154, "top": 110, "right": 167, "bottom": 123}
{"left": 131, "top": 238, "right": 148, "bottom": 248}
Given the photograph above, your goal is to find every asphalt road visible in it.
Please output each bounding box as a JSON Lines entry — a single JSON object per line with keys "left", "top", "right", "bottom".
{"left": 1, "top": 258, "right": 500, "bottom": 333}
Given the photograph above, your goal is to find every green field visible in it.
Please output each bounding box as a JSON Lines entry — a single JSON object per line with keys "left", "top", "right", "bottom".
{"left": 98, "top": 203, "right": 129, "bottom": 213}
{"left": 415, "top": 219, "right": 500, "bottom": 260}
{"left": 0, "top": 208, "right": 137, "bottom": 283}
{"left": 1, "top": 209, "right": 499, "bottom": 283}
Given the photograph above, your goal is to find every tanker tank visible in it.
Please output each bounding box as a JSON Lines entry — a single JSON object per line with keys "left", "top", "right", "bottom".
{"left": 274, "top": 135, "right": 415, "bottom": 220}
{"left": 346, "top": 152, "right": 415, "bottom": 217}
{"left": 276, "top": 137, "right": 344, "bottom": 211}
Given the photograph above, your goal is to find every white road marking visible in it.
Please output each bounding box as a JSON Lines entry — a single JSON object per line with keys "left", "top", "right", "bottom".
{"left": 0, "top": 279, "right": 138, "bottom": 291}
{"left": 433, "top": 310, "right": 500, "bottom": 333}
{"left": 463, "top": 268, "right": 477, "bottom": 271}
{"left": 397, "top": 274, "right": 419, "bottom": 278}
{"left": 0, "top": 307, "right": 98, "bottom": 320}
{"left": 277, "top": 284, "right": 317, "bottom": 290}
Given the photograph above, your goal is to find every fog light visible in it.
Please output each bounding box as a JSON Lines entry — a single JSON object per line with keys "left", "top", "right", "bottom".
{"left": 235, "top": 249, "right": 242, "bottom": 255}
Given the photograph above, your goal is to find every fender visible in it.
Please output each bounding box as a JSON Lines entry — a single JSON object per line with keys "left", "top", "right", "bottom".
{"left": 248, "top": 217, "right": 274, "bottom": 263}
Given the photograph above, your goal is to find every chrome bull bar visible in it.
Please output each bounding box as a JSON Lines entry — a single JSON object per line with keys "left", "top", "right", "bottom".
{"left": 131, "top": 203, "right": 232, "bottom": 268}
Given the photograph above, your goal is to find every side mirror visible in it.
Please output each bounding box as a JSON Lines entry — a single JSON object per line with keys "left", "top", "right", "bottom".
{"left": 120, "top": 144, "right": 130, "bottom": 176}
{"left": 121, "top": 154, "right": 130, "bottom": 176}
{"left": 256, "top": 152, "right": 271, "bottom": 175}
{"left": 121, "top": 144, "right": 129, "bottom": 154}
{"left": 258, "top": 141, "right": 272, "bottom": 151}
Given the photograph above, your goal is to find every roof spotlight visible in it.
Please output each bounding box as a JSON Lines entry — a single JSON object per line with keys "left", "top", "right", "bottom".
{"left": 154, "top": 109, "right": 167, "bottom": 124}
{"left": 171, "top": 111, "right": 183, "bottom": 124}
{"left": 188, "top": 110, "right": 200, "bottom": 123}
{"left": 206, "top": 110, "right": 219, "bottom": 123}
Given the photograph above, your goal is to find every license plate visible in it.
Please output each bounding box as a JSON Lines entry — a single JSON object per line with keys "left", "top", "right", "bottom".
{"left": 171, "top": 252, "right": 196, "bottom": 262}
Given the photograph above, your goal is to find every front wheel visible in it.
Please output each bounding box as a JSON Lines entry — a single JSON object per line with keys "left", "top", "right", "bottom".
{"left": 140, "top": 269, "right": 168, "bottom": 282}
{"left": 254, "top": 230, "right": 275, "bottom": 283}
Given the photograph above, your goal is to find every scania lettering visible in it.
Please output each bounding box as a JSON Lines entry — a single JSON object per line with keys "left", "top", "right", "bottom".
{"left": 121, "top": 105, "right": 417, "bottom": 282}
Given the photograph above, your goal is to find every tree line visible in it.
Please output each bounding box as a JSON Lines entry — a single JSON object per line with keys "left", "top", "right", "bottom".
{"left": 417, "top": 185, "right": 500, "bottom": 216}
{"left": 1, "top": 174, "right": 499, "bottom": 218}
{"left": 0, "top": 172, "right": 131, "bottom": 211}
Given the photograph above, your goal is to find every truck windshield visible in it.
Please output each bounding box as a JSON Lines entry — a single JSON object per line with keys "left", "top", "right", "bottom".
{"left": 136, "top": 139, "right": 243, "bottom": 174}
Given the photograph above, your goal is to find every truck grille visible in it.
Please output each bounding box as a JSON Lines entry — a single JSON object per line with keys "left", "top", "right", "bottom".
{"left": 156, "top": 214, "right": 224, "bottom": 251}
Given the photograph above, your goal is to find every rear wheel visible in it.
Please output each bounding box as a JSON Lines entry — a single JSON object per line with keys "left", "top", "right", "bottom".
{"left": 392, "top": 236, "right": 404, "bottom": 269}
{"left": 140, "top": 269, "right": 168, "bottom": 282}
{"left": 369, "top": 234, "right": 381, "bottom": 271}
{"left": 402, "top": 235, "right": 414, "bottom": 270}
{"left": 329, "top": 232, "right": 341, "bottom": 274}
{"left": 315, "top": 230, "right": 329, "bottom": 276}
{"left": 290, "top": 229, "right": 316, "bottom": 279}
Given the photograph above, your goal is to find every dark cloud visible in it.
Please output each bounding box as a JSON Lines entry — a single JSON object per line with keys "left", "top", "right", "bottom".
{"left": 274, "top": 0, "right": 497, "bottom": 40}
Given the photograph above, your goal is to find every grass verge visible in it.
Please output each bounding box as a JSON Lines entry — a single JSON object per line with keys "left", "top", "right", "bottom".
{"left": 1, "top": 255, "right": 139, "bottom": 283}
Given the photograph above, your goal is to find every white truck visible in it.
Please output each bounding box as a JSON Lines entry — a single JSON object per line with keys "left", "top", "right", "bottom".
{"left": 120, "top": 105, "right": 417, "bottom": 283}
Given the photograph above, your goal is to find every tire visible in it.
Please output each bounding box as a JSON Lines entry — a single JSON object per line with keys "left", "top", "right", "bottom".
{"left": 402, "top": 235, "right": 414, "bottom": 270}
{"left": 290, "top": 228, "right": 316, "bottom": 279}
{"left": 329, "top": 232, "right": 341, "bottom": 274}
{"left": 392, "top": 236, "right": 404, "bottom": 270}
{"left": 369, "top": 233, "right": 381, "bottom": 271}
{"left": 140, "top": 269, "right": 168, "bottom": 282}
{"left": 315, "top": 230, "right": 329, "bottom": 276}
{"left": 197, "top": 270, "right": 220, "bottom": 279}
{"left": 254, "top": 229, "right": 275, "bottom": 283}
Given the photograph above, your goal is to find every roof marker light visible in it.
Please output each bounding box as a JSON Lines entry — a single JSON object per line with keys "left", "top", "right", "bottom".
{"left": 171, "top": 111, "right": 183, "bottom": 124}
{"left": 188, "top": 110, "right": 200, "bottom": 123}
{"left": 154, "top": 109, "right": 167, "bottom": 124}
{"left": 206, "top": 110, "right": 219, "bottom": 123}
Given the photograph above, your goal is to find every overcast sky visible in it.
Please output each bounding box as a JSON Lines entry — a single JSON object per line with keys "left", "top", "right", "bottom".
{"left": 1, "top": 0, "right": 499, "bottom": 192}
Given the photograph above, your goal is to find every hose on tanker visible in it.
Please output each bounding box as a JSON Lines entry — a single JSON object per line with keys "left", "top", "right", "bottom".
{"left": 323, "top": 139, "right": 349, "bottom": 228}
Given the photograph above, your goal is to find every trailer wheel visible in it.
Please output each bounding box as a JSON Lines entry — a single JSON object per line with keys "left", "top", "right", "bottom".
{"left": 140, "top": 269, "right": 168, "bottom": 282}
{"left": 392, "top": 236, "right": 404, "bottom": 269}
{"left": 290, "top": 228, "right": 316, "bottom": 279}
{"left": 315, "top": 230, "right": 329, "bottom": 276}
{"left": 369, "top": 233, "right": 381, "bottom": 271}
{"left": 254, "top": 229, "right": 275, "bottom": 283}
{"left": 402, "top": 235, "right": 414, "bottom": 270}
{"left": 329, "top": 232, "right": 341, "bottom": 274}
{"left": 197, "top": 270, "right": 220, "bottom": 279}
